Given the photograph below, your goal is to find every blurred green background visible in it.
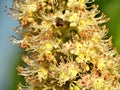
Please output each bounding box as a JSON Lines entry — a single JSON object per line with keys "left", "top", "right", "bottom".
{"left": 0, "top": 0, "right": 120, "bottom": 90}
{"left": 95, "top": 0, "right": 120, "bottom": 53}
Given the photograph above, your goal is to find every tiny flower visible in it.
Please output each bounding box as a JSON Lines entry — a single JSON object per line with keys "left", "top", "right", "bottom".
{"left": 93, "top": 78, "right": 104, "bottom": 89}
{"left": 68, "top": 13, "right": 79, "bottom": 27}
{"left": 67, "top": 0, "right": 74, "bottom": 7}
{"left": 97, "top": 61, "right": 105, "bottom": 70}
{"left": 38, "top": 67, "right": 48, "bottom": 81}
{"left": 45, "top": 42, "right": 53, "bottom": 51}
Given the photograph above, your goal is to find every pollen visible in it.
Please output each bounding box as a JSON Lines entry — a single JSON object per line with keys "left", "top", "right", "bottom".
{"left": 45, "top": 42, "right": 53, "bottom": 50}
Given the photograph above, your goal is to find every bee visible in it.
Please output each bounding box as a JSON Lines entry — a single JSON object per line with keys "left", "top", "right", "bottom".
{"left": 55, "top": 17, "right": 64, "bottom": 27}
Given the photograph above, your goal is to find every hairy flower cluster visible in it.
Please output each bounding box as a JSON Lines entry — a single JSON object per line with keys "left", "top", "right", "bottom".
{"left": 10, "top": 0, "right": 120, "bottom": 90}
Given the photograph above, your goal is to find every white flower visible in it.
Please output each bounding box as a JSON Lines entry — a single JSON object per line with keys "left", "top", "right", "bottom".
{"left": 68, "top": 13, "right": 80, "bottom": 27}
{"left": 67, "top": 0, "right": 74, "bottom": 7}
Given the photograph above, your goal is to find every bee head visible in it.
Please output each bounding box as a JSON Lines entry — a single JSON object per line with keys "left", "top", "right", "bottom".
{"left": 55, "top": 17, "right": 64, "bottom": 27}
